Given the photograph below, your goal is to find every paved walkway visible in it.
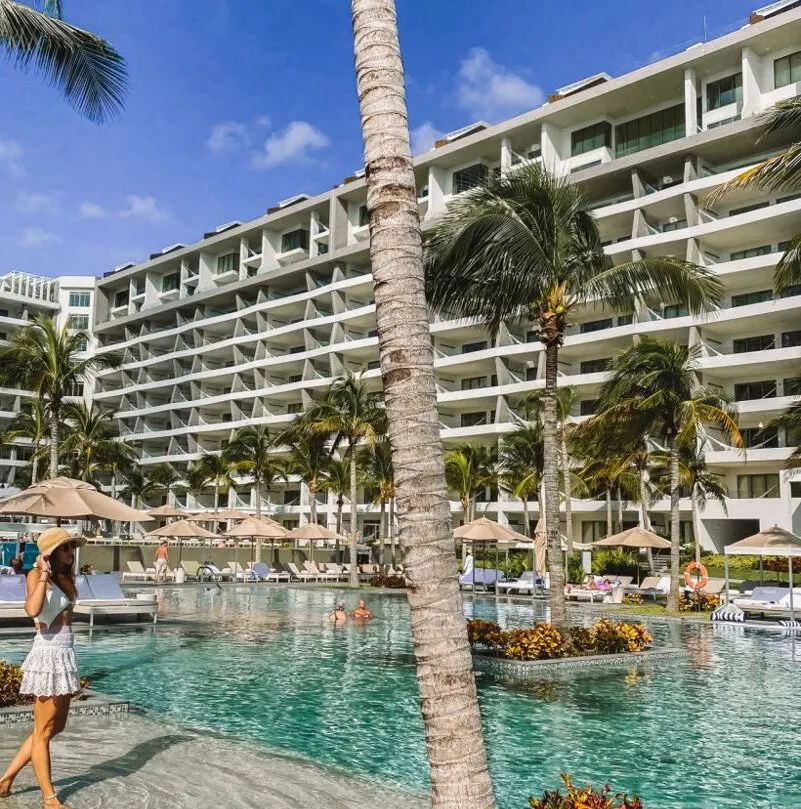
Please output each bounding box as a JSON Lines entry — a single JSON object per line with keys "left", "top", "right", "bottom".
{"left": 0, "top": 713, "right": 425, "bottom": 809}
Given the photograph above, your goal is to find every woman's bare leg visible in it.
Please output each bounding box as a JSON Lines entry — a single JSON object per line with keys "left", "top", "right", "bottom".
{"left": 0, "top": 732, "right": 34, "bottom": 795}
{"left": 30, "top": 695, "right": 71, "bottom": 807}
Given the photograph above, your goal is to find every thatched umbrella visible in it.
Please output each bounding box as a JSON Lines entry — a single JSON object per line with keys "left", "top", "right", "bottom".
{"left": 593, "top": 526, "right": 672, "bottom": 550}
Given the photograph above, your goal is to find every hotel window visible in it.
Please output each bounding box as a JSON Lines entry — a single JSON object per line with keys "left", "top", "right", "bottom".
{"left": 580, "top": 318, "right": 613, "bottom": 334}
{"left": 662, "top": 304, "right": 689, "bottom": 319}
{"left": 67, "top": 314, "right": 89, "bottom": 330}
{"left": 65, "top": 380, "right": 84, "bottom": 397}
{"left": 161, "top": 273, "right": 180, "bottom": 293}
{"left": 774, "top": 51, "right": 801, "bottom": 87}
{"left": 731, "top": 290, "right": 772, "bottom": 307}
{"left": 730, "top": 245, "right": 771, "bottom": 260}
{"left": 615, "top": 103, "right": 685, "bottom": 157}
{"left": 729, "top": 202, "right": 769, "bottom": 217}
{"left": 216, "top": 252, "right": 239, "bottom": 275}
{"left": 737, "top": 474, "right": 780, "bottom": 499}
{"left": 733, "top": 334, "right": 774, "bottom": 353}
{"left": 784, "top": 377, "right": 801, "bottom": 397}
{"left": 68, "top": 292, "right": 90, "bottom": 308}
{"left": 579, "top": 358, "right": 611, "bottom": 374}
{"left": 734, "top": 380, "right": 776, "bottom": 401}
{"left": 617, "top": 314, "right": 634, "bottom": 326}
{"left": 317, "top": 242, "right": 329, "bottom": 255}
{"left": 134, "top": 279, "right": 146, "bottom": 296}
{"left": 706, "top": 73, "right": 742, "bottom": 110}
{"left": 283, "top": 490, "right": 301, "bottom": 505}
{"left": 570, "top": 122, "right": 611, "bottom": 156}
{"left": 113, "top": 290, "right": 129, "bottom": 309}
{"left": 358, "top": 205, "right": 370, "bottom": 227}
{"left": 287, "top": 402, "right": 303, "bottom": 414}
{"left": 782, "top": 330, "right": 801, "bottom": 348}
{"left": 461, "top": 376, "right": 489, "bottom": 391}
{"left": 741, "top": 427, "right": 779, "bottom": 449}
{"left": 460, "top": 411, "right": 488, "bottom": 427}
{"left": 281, "top": 229, "right": 309, "bottom": 253}
{"left": 74, "top": 338, "right": 88, "bottom": 353}
{"left": 461, "top": 340, "right": 488, "bottom": 354}
{"left": 452, "top": 163, "right": 488, "bottom": 194}
{"left": 579, "top": 399, "right": 598, "bottom": 416}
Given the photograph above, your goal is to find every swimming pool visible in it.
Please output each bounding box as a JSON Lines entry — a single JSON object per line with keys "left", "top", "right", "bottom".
{"left": 2, "top": 586, "right": 800, "bottom": 809}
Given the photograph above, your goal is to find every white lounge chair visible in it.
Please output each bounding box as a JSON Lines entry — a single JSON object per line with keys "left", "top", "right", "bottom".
{"left": 121, "top": 561, "right": 156, "bottom": 582}
{"left": 73, "top": 574, "right": 158, "bottom": 627}
{"left": 304, "top": 561, "right": 338, "bottom": 581}
{"left": 250, "top": 562, "right": 290, "bottom": 583}
{"left": 288, "top": 562, "right": 318, "bottom": 582}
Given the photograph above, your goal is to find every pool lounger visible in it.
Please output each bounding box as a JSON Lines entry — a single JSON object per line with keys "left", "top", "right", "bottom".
{"left": 74, "top": 574, "right": 158, "bottom": 627}
{"left": 0, "top": 574, "right": 27, "bottom": 621}
{"left": 250, "top": 562, "right": 290, "bottom": 583}
{"left": 121, "top": 561, "right": 157, "bottom": 582}
{"left": 287, "top": 562, "right": 318, "bottom": 582}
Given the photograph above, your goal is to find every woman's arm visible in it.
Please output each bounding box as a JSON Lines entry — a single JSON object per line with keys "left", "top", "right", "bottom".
{"left": 24, "top": 558, "right": 50, "bottom": 619}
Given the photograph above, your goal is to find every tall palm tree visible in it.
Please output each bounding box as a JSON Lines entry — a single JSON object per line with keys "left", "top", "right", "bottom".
{"left": 303, "top": 373, "right": 386, "bottom": 586}
{"left": 1, "top": 0, "right": 126, "bottom": 123}
{"left": 498, "top": 424, "right": 544, "bottom": 536}
{"left": 0, "top": 315, "right": 115, "bottom": 478}
{"left": 319, "top": 456, "right": 350, "bottom": 539}
{"left": 120, "top": 466, "right": 155, "bottom": 510}
{"left": 425, "top": 165, "right": 722, "bottom": 626}
{"left": 187, "top": 452, "right": 235, "bottom": 515}
{"left": 283, "top": 430, "right": 333, "bottom": 527}
{"left": 2, "top": 397, "right": 50, "bottom": 485}
{"left": 147, "top": 463, "right": 180, "bottom": 505}
{"left": 359, "top": 438, "right": 395, "bottom": 555}
{"left": 444, "top": 444, "right": 496, "bottom": 522}
{"left": 593, "top": 338, "right": 741, "bottom": 610}
{"left": 351, "top": 2, "right": 495, "bottom": 801}
{"left": 711, "top": 99, "right": 801, "bottom": 295}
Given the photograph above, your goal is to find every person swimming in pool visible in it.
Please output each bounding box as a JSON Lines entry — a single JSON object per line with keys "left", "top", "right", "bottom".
{"left": 350, "top": 599, "right": 374, "bottom": 620}
{"left": 328, "top": 602, "right": 347, "bottom": 625}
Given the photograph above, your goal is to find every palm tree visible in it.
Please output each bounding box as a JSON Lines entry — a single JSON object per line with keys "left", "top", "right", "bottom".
{"left": 498, "top": 424, "right": 544, "bottom": 536}
{"left": 2, "top": 398, "right": 50, "bottom": 485}
{"left": 352, "top": 2, "right": 495, "bottom": 800}
{"left": 187, "top": 453, "right": 235, "bottom": 515}
{"left": 283, "top": 430, "right": 333, "bottom": 527}
{"left": 302, "top": 373, "right": 386, "bottom": 586}
{"left": 711, "top": 99, "right": 801, "bottom": 294}
{"left": 120, "top": 466, "right": 155, "bottom": 510}
{"left": 425, "top": 164, "right": 722, "bottom": 626}
{"left": 0, "top": 314, "right": 114, "bottom": 478}
{"left": 319, "top": 456, "right": 350, "bottom": 540}
{"left": 147, "top": 463, "right": 180, "bottom": 505}
{"left": 593, "top": 338, "right": 741, "bottom": 610}
{"left": 1, "top": 0, "right": 126, "bottom": 123}
{"left": 359, "top": 438, "right": 395, "bottom": 556}
{"left": 770, "top": 403, "right": 801, "bottom": 468}
{"left": 444, "top": 444, "right": 496, "bottom": 522}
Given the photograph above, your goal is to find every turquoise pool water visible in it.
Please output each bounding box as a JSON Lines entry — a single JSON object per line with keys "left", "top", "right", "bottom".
{"left": 2, "top": 586, "right": 801, "bottom": 809}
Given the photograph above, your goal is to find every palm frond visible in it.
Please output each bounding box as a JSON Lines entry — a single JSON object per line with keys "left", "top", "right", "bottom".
{"left": 774, "top": 231, "right": 801, "bottom": 294}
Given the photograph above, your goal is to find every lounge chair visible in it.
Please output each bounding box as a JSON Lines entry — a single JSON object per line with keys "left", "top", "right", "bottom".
{"left": 251, "top": 562, "right": 290, "bottom": 583}
{"left": 198, "top": 563, "right": 233, "bottom": 582}
{"left": 304, "top": 561, "right": 338, "bottom": 582}
{"left": 121, "top": 561, "right": 155, "bottom": 582}
{"left": 699, "top": 578, "right": 726, "bottom": 596}
{"left": 497, "top": 571, "right": 537, "bottom": 595}
{"left": 73, "top": 574, "right": 158, "bottom": 627}
{"left": 0, "top": 574, "right": 28, "bottom": 622}
{"left": 180, "top": 560, "right": 201, "bottom": 580}
{"left": 733, "top": 586, "right": 801, "bottom": 618}
{"left": 228, "top": 561, "right": 258, "bottom": 582}
{"left": 288, "top": 562, "right": 318, "bottom": 582}
{"left": 459, "top": 568, "right": 505, "bottom": 591}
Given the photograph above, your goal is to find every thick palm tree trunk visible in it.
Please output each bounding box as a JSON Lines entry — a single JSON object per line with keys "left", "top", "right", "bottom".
{"left": 31, "top": 444, "right": 39, "bottom": 486}
{"left": 349, "top": 447, "right": 359, "bottom": 587}
{"left": 351, "top": 3, "right": 495, "bottom": 806}
{"left": 561, "top": 434, "right": 573, "bottom": 553}
{"left": 667, "top": 440, "right": 681, "bottom": 611}
{"left": 616, "top": 485, "right": 624, "bottom": 530}
{"left": 254, "top": 479, "right": 262, "bottom": 561}
{"left": 638, "top": 468, "right": 651, "bottom": 530}
{"left": 522, "top": 498, "right": 530, "bottom": 537}
{"left": 542, "top": 344, "right": 566, "bottom": 627}
{"left": 49, "top": 408, "right": 59, "bottom": 479}
{"left": 605, "top": 486, "right": 613, "bottom": 536}
{"left": 310, "top": 483, "right": 318, "bottom": 525}
{"left": 389, "top": 496, "right": 396, "bottom": 564}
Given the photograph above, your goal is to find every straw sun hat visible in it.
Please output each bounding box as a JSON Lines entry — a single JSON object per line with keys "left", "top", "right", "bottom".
{"left": 36, "top": 527, "right": 86, "bottom": 557}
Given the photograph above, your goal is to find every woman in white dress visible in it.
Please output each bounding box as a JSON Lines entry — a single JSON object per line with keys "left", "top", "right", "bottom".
{"left": 0, "top": 527, "right": 86, "bottom": 808}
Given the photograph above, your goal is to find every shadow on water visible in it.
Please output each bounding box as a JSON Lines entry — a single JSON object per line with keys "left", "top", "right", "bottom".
{"left": 57, "top": 734, "right": 193, "bottom": 800}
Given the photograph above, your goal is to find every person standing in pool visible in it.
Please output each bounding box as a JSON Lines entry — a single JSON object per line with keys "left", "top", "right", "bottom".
{"left": 0, "top": 528, "right": 86, "bottom": 809}
{"left": 350, "top": 599, "right": 374, "bottom": 620}
{"left": 328, "top": 602, "right": 347, "bottom": 625}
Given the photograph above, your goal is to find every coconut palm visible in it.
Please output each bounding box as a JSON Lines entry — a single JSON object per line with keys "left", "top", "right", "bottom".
{"left": 319, "top": 456, "right": 350, "bottom": 539}
{"left": 225, "top": 425, "right": 281, "bottom": 516}
{"left": 351, "top": 2, "right": 495, "bottom": 799}
{"left": 0, "top": 315, "right": 115, "bottom": 478}
{"left": 302, "top": 373, "right": 386, "bottom": 586}
{"left": 359, "top": 438, "right": 395, "bottom": 555}
{"left": 2, "top": 397, "right": 51, "bottom": 485}
{"left": 444, "top": 444, "right": 496, "bottom": 522}
{"left": 497, "top": 424, "right": 544, "bottom": 536}
{"left": 592, "top": 338, "right": 741, "bottom": 610}
{"left": 120, "top": 466, "right": 155, "bottom": 510}
{"left": 425, "top": 164, "right": 722, "bottom": 625}
{"left": 146, "top": 463, "right": 180, "bottom": 505}
{"left": 187, "top": 452, "right": 235, "bottom": 516}
{"left": 282, "top": 430, "right": 333, "bottom": 527}
{"left": 1, "top": 0, "right": 126, "bottom": 122}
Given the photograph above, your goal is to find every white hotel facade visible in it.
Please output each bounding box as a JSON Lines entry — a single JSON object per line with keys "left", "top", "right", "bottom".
{"left": 7, "top": 3, "right": 801, "bottom": 548}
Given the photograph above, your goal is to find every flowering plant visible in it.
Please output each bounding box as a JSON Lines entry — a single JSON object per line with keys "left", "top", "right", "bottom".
{"left": 623, "top": 592, "right": 643, "bottom": 605}
{"left": 678, "top": 592, "right": 720, "bottom": 612}
{"left": 529, "top": 774, "right": 643, "bottom": 808}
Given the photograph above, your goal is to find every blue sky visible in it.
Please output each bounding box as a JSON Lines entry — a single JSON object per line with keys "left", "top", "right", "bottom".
{"left": 0, "top": 0, "right": 758, "bottom": 278}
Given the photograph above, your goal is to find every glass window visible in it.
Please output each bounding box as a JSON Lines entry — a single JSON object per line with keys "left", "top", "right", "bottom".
{"left": 741, "top": 427, "right": 779, "bottom": 449}
{"left": 317, "top": 242, "right": 329, "bottom": 255}
{"left": 774, "top": 51, "right": 801, "bottom": 87}
{"left": 161, "top": 273, "right": 180, "bottom": 293}
{"left": 580, "top": 358, "right": 611, "bottom": 374}
{"left": 662, "top": 304, "right": 689, "bottom": 319}
{"left": 134, "top": 279, "right": 146, "bottom": 296}
{"left": 452, "top": 164, "right": 489, "bottom": 194}
{"left": 661, "top": 219, "right": 687, "bottom": 232}
{"left": 358, "top": 205, "right": 369, "bottom": 227}
{"left": 68, "top": 292, "right": 90, "bottom": 308}
{"left": 784, "top": 377, "right": 801, "bottom": 397}
{"left": 571, "top": 122, "right": 611, "bottom": 156}
{"left": 461, "top": 376, "right": 488, "bottom": 391}
{"left": 74, "top": 338, "right": 88, "bottom": 353}
{"left": 460, "top": 411, "right": 488, "bottom": 427}
{"left": 281, "top": 229, "right": 309, "bottom": 253}
{"left": 729, "top": 202, "right": 770, "bottom": 217}
{"left": 65, "top": 381, "right": 84, "bottom": 397}
{"left": 617, "top": 314, "right": 634, "bottom": 326}
{"left": 579, "top": 399, "right": 597, "bottom": 416}
{"left": 113, "top": 290, "right": 129, "bottom": 309}
{"left": 580, "top": 318, "right": 613, "bottom": 334}
{"left": 283, "top": 490, "right": 301, "bottom": 505}
{"left": 461, "top": 340, "right": 488, "bottom": 354}
{"left": 216, "top": 252, "right": 239, "bottom": 275}
{"left": 783, "top": 330, "right": 801, "bottom": 348}
{"left": 730, "top": 245, "right": 771, "bottom": 260}
{"left": 734, "top": 380, "right": 776, "bottom": 401}
{"left": 737, "top": 474, "right": 780, "bottom": 498}
{"left": 615, "top": 104, "right": 685, "bottom": 157}
{"left": 731, "top": 290, "right": 772, "bottom": 307}
{"left": 67, "top": 314, "right": 89, "bottom": 330}
{"left": 706, "top": 73, "right": 742, "bottom": 110}
{"left": 779, "top": 284, "right": 801, "bottom": 299}
{"left": 286, "top": 402, "right": 303, "bottom": 414}
{"left": 733, "top": 334, "right": 774, "bottom": 353}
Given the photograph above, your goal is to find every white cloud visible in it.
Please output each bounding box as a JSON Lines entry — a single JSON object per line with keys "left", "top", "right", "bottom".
{"left": 79, "top": 202, "right": 108, "bottom": 219}
{"left": 118, "top": 195, "right": 170, "bottom": 223}
{"left": 207, "top": 121, "right": 250, "bottom": 152}
{"left": 0, "top": 138, "right": 24, "bottom": 178}
{"left": 252, "top": 121, "right": 329, "bottom": 169}
{"left": 20, "top": 227, "right": 59, "bottom": 247}
{"left": 15, "top": 191, "right": 60, "bottom": 215}
{"left": 410, "top": 122, "right": 444, "bottom": 155}
{"left": 456, "top": 48, "right": 543, "bottom": 121}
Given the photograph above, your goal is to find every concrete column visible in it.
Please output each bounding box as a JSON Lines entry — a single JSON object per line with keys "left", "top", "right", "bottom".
{"left": 631, "top": 169, "right": 646, "bottom": 199}
{"left": 742, "top": 47, "right": 763, "bottom": 118}
{"left": 500, "top": 136, "right": 512, "bottom": 176}
{"left": 541, "top": 122, "right": 562, "bottom": 174}
{"left": 426, "top": 166, "right": 448, "bottom": 219}
{"left": 684, "top": 68, "right": 699, "bottom": 135}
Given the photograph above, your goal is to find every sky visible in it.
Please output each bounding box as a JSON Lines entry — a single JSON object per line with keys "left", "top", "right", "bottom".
{"left": 0, "top": 0, "right": 760, "bottom": 279}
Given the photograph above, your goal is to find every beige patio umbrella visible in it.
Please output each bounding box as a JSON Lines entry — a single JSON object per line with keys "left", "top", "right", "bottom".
{"left": 187, "top": 508, "right": 249, "bottom": 522}
{"left": 225, "top": 516, "right": 289, "bottom": 571}
{"left": 147, "top": 519, "right": 217, "bottom": 564}
{"left": 593, "top": 526, "right": 671, "bottom": 549}
{"left": 0, "top": 477, "right": 150, "bottom": 522}
{"left": 454, "top": 517, "right": 526, "bottom": 543}
{"left": 147, "top": 504, "right": 189, "bottom": 519}
{"left": 287, "top": 523, "right": 346, "bottom": 567}
{"left": 533, "top": 519, "right": 547, "bottom": 576}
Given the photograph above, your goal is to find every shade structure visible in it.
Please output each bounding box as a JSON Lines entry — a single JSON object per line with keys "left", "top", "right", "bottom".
{"left": 224, "top": 516, "right": 288, "bottom": 540}
{"left": 0, "top": 477, "right": 151, "bottom": 522}
{"left": 533, "top": 519, "right": 547, "bottom": 576}
{"left": 146, "top": 519, "right": 216, "bottom": 539}
{"left": 288, "top": 523, "right": 345, "bottom": 542}
{"left": 454, "top": 517, "right": 530, "bottom": 545}
{"left": 187, "top": 508, "right": 249, "bottom": 522}
{"left": 593, "top": 526, "right": 671, "bottom": 550}
{"left": 147, "top": 504, "right": 189, "bottom": 518}
{"left": 724, "top": 525, "right": 801, "bottom": 557}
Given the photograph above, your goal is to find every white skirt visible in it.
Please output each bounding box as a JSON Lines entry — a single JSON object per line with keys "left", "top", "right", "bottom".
{"left": 20, "top": 630, "right": 81, "bottom": 697}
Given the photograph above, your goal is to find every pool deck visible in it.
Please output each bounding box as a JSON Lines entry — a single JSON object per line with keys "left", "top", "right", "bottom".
{"left": 0, "top": 713, "right": 426, "bottom": 809}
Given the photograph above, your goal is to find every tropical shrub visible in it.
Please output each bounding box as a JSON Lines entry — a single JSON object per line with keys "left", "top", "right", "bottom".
{"left": 566, "top": 552, "right": 585, "bottom": 585}
{"left": 623, "top": 592, "right": 643, "bottom": 605}
{"left": 503, "top": 625, "right": 569, "bottom": 660}
{"left": 592, "top": 549, "right": 642, "bottom": 579}
{"left": 591, "top": 619, "right": 652, "bottom": 654}
{"left": 530, "top": 774, "right": 643, "bottom": 809}
{"left": 370, "top": 574, "right": 406, "bottom": 589}
{"left": 678, "top": 592, "right": 721, "bottom": 612}
{"left": 0, "top": 660, "right": 88, "bottom": 707}
{"left": 700, "top": 553, "right": 758, "bottom": 572}
{"left": 498, "top": 554, "right": 529, "bottom": 580}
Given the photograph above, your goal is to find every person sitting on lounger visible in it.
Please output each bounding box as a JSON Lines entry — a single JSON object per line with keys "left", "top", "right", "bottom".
{"left": 350, "top": 599, "right": 374, "bottom": 621}
{"left": 328, "top": 602, "right": 347, "bottom": 625}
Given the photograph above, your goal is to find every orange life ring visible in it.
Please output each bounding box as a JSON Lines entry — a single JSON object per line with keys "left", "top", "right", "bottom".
{"left": 684, "top": 561, "right": 709, "bottom": 591}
